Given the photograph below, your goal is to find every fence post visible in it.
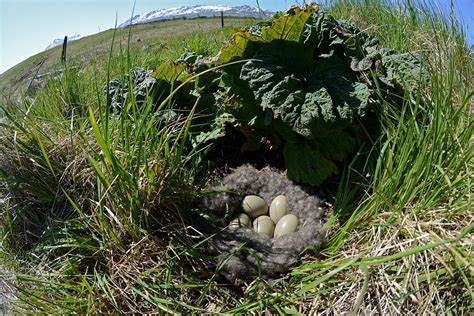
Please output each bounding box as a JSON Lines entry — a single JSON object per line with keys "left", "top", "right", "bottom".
{"left": 61, "top": 36, "right": 68, "bottom": 64}
{"left": 221, "top": 11, "right": 224, "bottom": 28}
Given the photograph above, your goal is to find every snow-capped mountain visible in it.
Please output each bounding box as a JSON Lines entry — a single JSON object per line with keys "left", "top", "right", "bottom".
{"left": 45, "top": 34, "right": 82, "bottom": 51}
{"left": 119, "top": 4, "right": 273, "bottom": 27}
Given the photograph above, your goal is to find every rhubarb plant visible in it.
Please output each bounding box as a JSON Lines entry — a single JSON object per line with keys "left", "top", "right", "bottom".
{"left": 195, "top": 4, "right": 428, "bottom": 185}
{"left": 108, "top": 4, "right": 428, "bottom": 186}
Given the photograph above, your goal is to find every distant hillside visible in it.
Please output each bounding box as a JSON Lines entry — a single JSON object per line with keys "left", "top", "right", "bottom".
{"left": 40, "top": 5, "right": 273, "bottom": 54}
{"left": 120, "top": 4, "right": 273, "bottom": 26}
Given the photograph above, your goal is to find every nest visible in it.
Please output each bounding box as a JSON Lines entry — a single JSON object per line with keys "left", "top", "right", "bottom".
{"left": 201, "top": 165, "right": 327, "bottom": 282}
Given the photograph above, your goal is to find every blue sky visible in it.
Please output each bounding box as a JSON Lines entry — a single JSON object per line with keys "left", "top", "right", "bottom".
{"left": 0, "top": 0, "right": 473, "bottom": 73}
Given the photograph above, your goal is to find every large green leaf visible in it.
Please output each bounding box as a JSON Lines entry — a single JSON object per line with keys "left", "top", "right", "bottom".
{"left": 239, "top": 41, "right": 369, "bottom": 140}
{"left": 192, "top": 113, "right": 237, "bottom": 146}
{"left": 214, "top": 5, "right": 316, "bottom": 65}
{"left": 214, "top": 32, "right": 264, "bottom": 65}
{"left": 312, "top": 129, "right": 357, "bottom": 161}
{"left": 261, "top": 5, "right": 317, "bottom": 42}
{"left": 312, "top": 54, "right": 371, "bottom": 120}
{"left": 378, "top": 49, "right": 429, "bottom": 91}
{"left": 284, "top": 141, "right": 338, "bottom": 186}
{"left": 152, "top": 62, "right": 187, "bottom": 83}
{"left": 303, "top": 13, "right": 344, "bottom": 54}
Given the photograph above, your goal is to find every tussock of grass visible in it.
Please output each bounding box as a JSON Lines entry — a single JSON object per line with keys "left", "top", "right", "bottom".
{"left": 0, "top": 0, "right": 472, "bottom": 313}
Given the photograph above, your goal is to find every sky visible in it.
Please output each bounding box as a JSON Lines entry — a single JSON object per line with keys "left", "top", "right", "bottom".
{"left": 0, "top": 0, "right": 473, "bottom": 74}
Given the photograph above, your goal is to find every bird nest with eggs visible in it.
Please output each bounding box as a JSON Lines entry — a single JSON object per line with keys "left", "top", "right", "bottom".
{"left": 201, "top": 165, "right": 328, "bottom": 283}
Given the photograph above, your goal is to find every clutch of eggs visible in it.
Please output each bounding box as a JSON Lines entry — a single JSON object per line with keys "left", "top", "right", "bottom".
{"left": 229, "top": 194, "right": 299, "bottom": 238}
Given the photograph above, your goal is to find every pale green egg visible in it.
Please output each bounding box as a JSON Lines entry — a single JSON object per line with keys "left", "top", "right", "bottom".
{"left": 242, "top": 195, "right": 268, "bottom": 218}
{"left": 228, "top": 213, "right": 251, "bottom": 229}
{"left": 269, "top": 195, "right": 288, "bottom": 223}
{"left": 274, "top": 214, "right": 299, "bottom": 238}
{"left": 252, "top": 215, "right": 275, "bottom": 237}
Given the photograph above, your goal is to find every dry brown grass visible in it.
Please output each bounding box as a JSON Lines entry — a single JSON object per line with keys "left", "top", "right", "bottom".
{"left": 303, "top": 205, "right": 473, "bottom": 314}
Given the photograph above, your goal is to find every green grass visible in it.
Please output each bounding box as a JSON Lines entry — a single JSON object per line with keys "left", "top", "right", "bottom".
{"left": 1, "top": 0, "right": 473, "bottom": 313}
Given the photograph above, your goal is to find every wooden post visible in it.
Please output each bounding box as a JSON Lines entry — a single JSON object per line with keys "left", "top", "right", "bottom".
{"left": 61, "top": 36, "right": 68, "bottom": 64}
{"left": 221, "top": 11, "right": 224, "bottom": 28}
